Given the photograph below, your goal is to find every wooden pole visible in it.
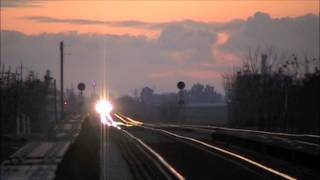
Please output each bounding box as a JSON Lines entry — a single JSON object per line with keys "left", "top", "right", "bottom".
{"left": 60, "top": 41, "right": 64, "bottom": 120}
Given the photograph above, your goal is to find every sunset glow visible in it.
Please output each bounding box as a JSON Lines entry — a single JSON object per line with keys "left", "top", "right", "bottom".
{"left": 1, "top": 0, "right": 319, "bottom": 95}
{"left": 1, "top": 1, "right": 319, "bottom": 35}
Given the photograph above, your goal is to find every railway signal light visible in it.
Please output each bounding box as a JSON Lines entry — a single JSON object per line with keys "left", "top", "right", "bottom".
{"left": 177, "top": 81, "right": 185, "bottom": 90}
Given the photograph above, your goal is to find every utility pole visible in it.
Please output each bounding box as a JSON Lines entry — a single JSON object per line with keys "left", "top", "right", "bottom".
{"left": 305, "top": 57, "right": 309, "bottom": 74}
{"left": 54, "top": 79, "right": 58, "bottom": 124}
{"left": 20, "top": 64, "right": 23, "bottom": 82}
{"left": 60, "top": 41, "right": 64, "bottom": 120}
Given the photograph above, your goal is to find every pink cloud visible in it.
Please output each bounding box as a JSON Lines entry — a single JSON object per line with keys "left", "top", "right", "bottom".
{"left": 150, "top": 71, "right": 176, "bottom": 79}
{"left": 187, "top": 70, "right": 221, "bottom": 79}
{"left": 212, "top": 32, "right": 241, "bottom": 66}
{"left": 168, "top": 49, "right": 195, "bottom": 63}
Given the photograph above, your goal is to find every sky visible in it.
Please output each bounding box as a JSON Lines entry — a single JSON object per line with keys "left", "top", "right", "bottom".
{"left": 1, "top": 0, "right": 319, "bottom": 97}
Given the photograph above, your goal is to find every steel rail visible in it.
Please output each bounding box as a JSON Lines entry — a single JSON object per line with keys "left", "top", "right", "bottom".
{"left": 120, "top": 129, "right": 185, "bottom": 180}
{"left": 139, "top": 125, "right": 297, "bottom": 180}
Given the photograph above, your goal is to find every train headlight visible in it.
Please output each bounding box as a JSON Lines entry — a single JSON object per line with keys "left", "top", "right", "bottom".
{"left": 95, "top": 100, "right": 113, "bottom": 115}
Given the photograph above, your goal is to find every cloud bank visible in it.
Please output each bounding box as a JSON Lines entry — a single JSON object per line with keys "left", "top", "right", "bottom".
{"left": 23, "top": 16, "right": 168, "bottom": 29}
{"left": 1, "top": 12, "right": 319, "bottom": 96}
{"left": 1, "top": 0, "right": 43, "bottom": 8}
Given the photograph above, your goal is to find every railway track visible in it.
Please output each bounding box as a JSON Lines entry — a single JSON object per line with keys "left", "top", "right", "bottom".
{"left": 113, "top": 114, "right": 310, "bottom": 180}
{"left": 113, "top": 128, "right": 184, "bottom": 180}
{"left": 141, "top": 123, "right": 320, "bottom": 146}
{"left": 121, "top": 126, "right": 289, "bottom": 179}
{"left": 176, "top": 124, "right": 320, "bottom": 146}
{"left": 4, "top": 113, "right": 317, "bottom": 179}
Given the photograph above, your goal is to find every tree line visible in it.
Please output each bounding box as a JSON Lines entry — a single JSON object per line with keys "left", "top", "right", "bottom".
{"left": 224, "top": 50, "right": 320, "bottom": 134}
{"left": 115, "top": 83, "right": 223, "bottom": 122}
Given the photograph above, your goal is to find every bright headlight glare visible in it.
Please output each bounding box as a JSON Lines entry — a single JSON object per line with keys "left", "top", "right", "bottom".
{"left": 95, "top": 99, "right": 121, "bottom": 129}
{"left": 95, "top": 100, "right": 113, "bottom": 115}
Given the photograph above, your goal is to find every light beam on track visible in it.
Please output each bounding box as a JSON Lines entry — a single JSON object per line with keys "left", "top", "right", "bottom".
{"left": 117, "top": 114, "right": 297, "bottom": 180}
{"left": 143, "top": 126, "right": 297, "bottom": 180}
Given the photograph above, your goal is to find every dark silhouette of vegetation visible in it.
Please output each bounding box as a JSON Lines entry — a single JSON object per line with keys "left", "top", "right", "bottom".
{"left": 0, "top": 68, "right": 54, "bottom": 136}
{"left": 140, "top": 86, "right": 154, "bottom": 104}
{"left": 224, "top": 51, "right": 320, "bottom": 134}
{"left": 188, "top": 83, "right": 223, "bottom": 104}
